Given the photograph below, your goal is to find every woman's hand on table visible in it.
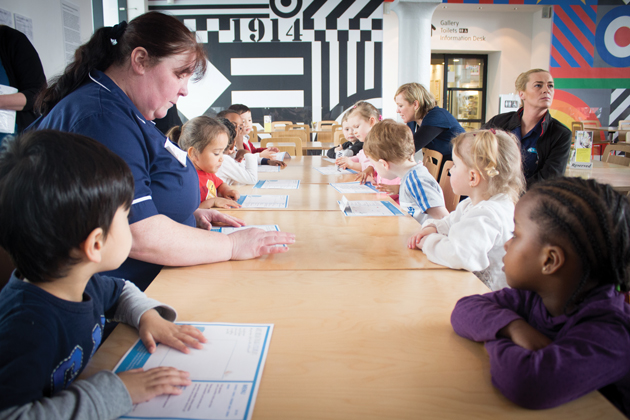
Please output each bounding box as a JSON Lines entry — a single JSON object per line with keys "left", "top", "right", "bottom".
{"left": 268, "top": 159, "right": 287, "bottom": 168}
{"left": 194, "top": 208, "right": 246, "bottom": 230}
{"left": 138, "top": 309, "right": 206, "bottom": 354}
{"left": 408, "top": 226, "right": 437, "bottom": 249}
{"left": 229, "top": 228, "right": 295, "bottom": 260}
{"left": 375, "top": 183, "right": 400, "bottom": 195}
{"left": 355, "top": 166, "right": 374, "bottom": 184}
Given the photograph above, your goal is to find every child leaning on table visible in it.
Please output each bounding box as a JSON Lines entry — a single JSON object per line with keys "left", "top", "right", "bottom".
{"left": 325, "top": 112, "right": 362, "bottom": 159}
{"left": 0, "top": 130, "right": 206, "bottom": 420}
{"left": 337, "top": 101, "right": 401, "bottom": 191}
{"left": 169, "top": 116, "right": 242, "bottom": 209}
{"left": 409, "top": 129, "right": 525, "bottom": 291}
{"left": 363, "top": 119, "right": 448, "bottom": 223}
{"left": 450, "top": 177, "right": 630, "bottom": 415}
{"left": 216, "top": 117, "right": 258, "bottom": 185}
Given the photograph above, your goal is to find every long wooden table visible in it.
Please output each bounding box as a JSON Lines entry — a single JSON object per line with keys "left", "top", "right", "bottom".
{"left": 85, "top": 156, "right": 625, "bottom": 419}
{"left": 565, "top": 160, "right": 630, "bottom": 193}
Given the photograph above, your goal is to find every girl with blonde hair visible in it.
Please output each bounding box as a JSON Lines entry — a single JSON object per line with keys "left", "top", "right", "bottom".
{"left": 409, "top": 129, "right": 525, "bottom": 291}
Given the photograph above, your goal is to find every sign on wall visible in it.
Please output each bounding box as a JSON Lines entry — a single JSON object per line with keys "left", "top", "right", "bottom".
{"left": 149, "top": 0, "right": 384, "bottom": 124}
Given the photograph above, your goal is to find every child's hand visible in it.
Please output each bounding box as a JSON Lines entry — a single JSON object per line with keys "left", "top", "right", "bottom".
{"left": 118, "top": 367, "right": 191, "bottom": 404}
{"left": 213, "top": 197, "right": 241, "bottom": 209}
{"left": 408, "top": 226, "right": 438, "bottom": 249}
{"left": 355, "top": 166, "right": 374, "bottom": 184}
{"left": 498, "top": 319, "right": 552, "bottom": 351}
{"left": 268, "top": 159, "right": 287, "bottom": 168}
{"left": 259, "top": 149, "right": 274, "bottom": 159}
{"left": 335, "top": 156, "right": 349, "bottom": 169}
{"left": 138, "top": 309, "right": 207, "bottom": 354}
{"left": 235, "top": 149, "right": 249, "bottom": 162}
{"left": 334, "top": 145, "right": 343, "bottom": 152}
{"left": 375, "top": 184, "right": 400, "bottom": 195}
{"left": 221, "top": 188, "right": 240, "bottom": 202}
{"left": 267, "top": 146, "right": 280, "bottom": 153}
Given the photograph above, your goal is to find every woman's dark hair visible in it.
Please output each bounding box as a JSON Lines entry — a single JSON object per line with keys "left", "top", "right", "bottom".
{"left": 0, "top": 130, "right": 134, "bottom": 282}
{"left": 37, "top": 11, "right": 207, "bottom": 116}
{"left": 528, "top": 177, "right": 630, "bottom": 308}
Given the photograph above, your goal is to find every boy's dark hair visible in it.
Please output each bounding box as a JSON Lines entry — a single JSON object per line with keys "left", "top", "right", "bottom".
{"left": 228, "top": 104, "right": 250, "bottom": 115}
{"left": 218, "top": 117, "right": 236, "bottom": 151}
{"left": 528, "top": 177, "right": 630, "bottom": 307}
{"left": 0, "top": 130, "right": 134, "bottom": 283}
{"left": 216, "top": 109, "right": 238, "bottom": 119}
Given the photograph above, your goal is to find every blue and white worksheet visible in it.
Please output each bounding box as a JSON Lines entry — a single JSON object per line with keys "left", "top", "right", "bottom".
{"left": 338, "top": 196, "right": 404, "bottom": 217}
{"left": 253, "top": 179, "right": 300, "bottom": 189}
{"left": 314, "top": 166, "right": 357, "bottom": 175}
{"left": 329, "top": 181, "right": 379, "bottom": 194}
{"left": 257, "top": 165, "right": 280, "bottom": 172}
{"left": 237, "top": 195, "right": 289, "bottom": 208}
{"left": 115, "top": 323, "right": 274, "bottom": 420}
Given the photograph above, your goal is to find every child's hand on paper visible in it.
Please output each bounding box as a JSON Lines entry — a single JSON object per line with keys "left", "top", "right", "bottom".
{"left": 355, "top": 166, "right": 374, "bottom": 184}
{"left": 268, "top": 159, "right": 286, "bottom": 168}
{"left": 138, "top": 309, "right": 207, "bottom": 354}
{"left": 219, "top": 185, "right": 240, "bottom": 202}
{"left": 118, "top": 367, "right": 191, "bottom": 404}
{"left": 259, "top": 149, "right": 274, "bottom": 159}
{"left": 212, "top": 197, "right": 241, "bottom": 209}
{"left": 375, "top": 183, "right": 399, "bottom": 195}
{"left": 408, "top": 226, "right": 438, "bottom": 250}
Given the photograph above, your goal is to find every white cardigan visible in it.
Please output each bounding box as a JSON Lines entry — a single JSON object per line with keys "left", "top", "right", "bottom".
{"left": 216, "top": 153, "right": 258, "bottom": 185}
{"left": 421, "top": 194, "right": 515, "bottom": 291}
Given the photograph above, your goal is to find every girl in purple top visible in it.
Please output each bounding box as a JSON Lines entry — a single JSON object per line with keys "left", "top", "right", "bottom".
{"left": 451, "top": 177, "right": 630, "bottom": 415}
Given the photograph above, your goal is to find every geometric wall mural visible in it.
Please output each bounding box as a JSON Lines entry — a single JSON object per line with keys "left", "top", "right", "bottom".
{"left": 148, "top": 0, "right": 384, "bottom": 124}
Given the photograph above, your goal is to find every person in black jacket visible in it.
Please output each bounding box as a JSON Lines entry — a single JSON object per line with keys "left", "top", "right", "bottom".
{"left": 484, "top": 69, "right": 571, "bottom": 188}
{"left": 0, "top": 25, "right": 46, "bottom": 138}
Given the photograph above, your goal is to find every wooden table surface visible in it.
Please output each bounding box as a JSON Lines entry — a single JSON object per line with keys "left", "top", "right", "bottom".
{"left": 234, "top": 183, "right": 394, "bottom": 211}
{"left": 85, "top": 269, "right": 623, "bottom": 419}
{"left": 566, "top": 160, "right": 630, "bottom": 192}
{"left": 84, "top": 155, "right": 625, "bottom": 419}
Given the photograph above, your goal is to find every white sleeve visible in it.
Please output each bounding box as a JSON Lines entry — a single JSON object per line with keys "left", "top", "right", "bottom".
{"left": 421, "top": 205, "right": 502, "bottom": 272}
{"left": 113, "top": 281, "right": 176, "bottom": 329}
{"left": 422, "top": 199, "right": 468, "bottom": 234}
{"left": 0, "top": 371, "right": 132, "bottom": 420}
{"left": 217, "top": 155, "right": 258, "bottom": 185}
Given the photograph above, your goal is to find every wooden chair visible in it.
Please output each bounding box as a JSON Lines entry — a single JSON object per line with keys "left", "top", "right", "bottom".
{"left": 439, "top": 161, "right": 460, "bottom": 212}
{"left": 571, "top": 121, "right": 583, "bottom": 140}
{"left": 315, "top": 120, "right": 336, "bottom": 130}
{"left": 619, "top": 120, "right": 630, "bottom": 143}
{"left": 422, "top": 148, "right": 443, "bottom": 181}
{"left": 272, "top": 130, "right": 308, "bottom": 147}
{"left": 333, "top": 130, "right": 346, "bottom": 146}
{"left": 602, "top": 144, "right": 630, "bottom": 166}
{"left": 262, "top": 136, "right": 303, "bottom": 156}
{"left": 0, "top": 246, "right": 14, "bottom": 291}
{"left": 271, "top": 121, "right": 293, "bottom": 132}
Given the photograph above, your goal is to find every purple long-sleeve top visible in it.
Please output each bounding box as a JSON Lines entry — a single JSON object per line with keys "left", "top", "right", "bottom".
{"left": 451, "top": 285, "right": 630, "bottom": 415}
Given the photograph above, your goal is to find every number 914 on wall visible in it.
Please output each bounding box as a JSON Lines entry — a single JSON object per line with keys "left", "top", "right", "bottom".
{"left": 221, "top": 18, "right": 304, "bottom": 43}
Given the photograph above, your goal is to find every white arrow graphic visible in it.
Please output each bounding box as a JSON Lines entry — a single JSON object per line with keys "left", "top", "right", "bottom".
{"left": 177, "top": 59, "right": 231, "bottom": 120}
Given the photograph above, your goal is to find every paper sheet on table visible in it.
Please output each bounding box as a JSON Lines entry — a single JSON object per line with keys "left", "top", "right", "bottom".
{"left": 329, "top": 181, "right": 379, "bottom": 194}
{"left": 257, "top": 165, "right": 281, "bottom": 172}
{"left": 272, "top": 151, "right": 290, "bottom": 161}
{"left": 337, "top": 199, "right": 404, "bottom": 216}
{"left": 211, "top": 225, "right": 286, "bottom": 247}
{"left": 314, "top": 166, "right": 357, "bottom": 175}
{"left": 237, "top": 195, "right": 289, "bottom": 208}
{"left": 114, "top": 323, "right": 273, "bottom": 420}
{"left": 322, "top": 157, "right": 336, "bottom": 164}
{"left": 0, "top": 84, "right": 18, "bottom": 134}
{"left": 254, "top": 179, "right": 300, "bottom": 189}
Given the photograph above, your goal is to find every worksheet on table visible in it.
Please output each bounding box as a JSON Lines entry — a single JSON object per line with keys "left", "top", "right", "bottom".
{"left": 237, "top": 195, "right": 289, "bottom": 208}
{"left": 253, "top": 179, "right": 300, "bottom": 189}
{"left": 114, "top": 323, "right": 274, "bottom": 420}
{"left": 338, "top": 198, "right": 404, "bottom": 217}
{"left": 314, "top": 166, "right": 357, "bottom": 175}
{"left": 329, "top": 181, "right": 379, "bottom": 194}
{"left": 257, "top": 165, "right": 280, "bottom": 172}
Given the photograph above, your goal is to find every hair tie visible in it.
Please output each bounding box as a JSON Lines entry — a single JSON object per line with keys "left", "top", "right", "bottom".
{"left": 489, "top": 128, "right": 496, "bottom": 134}
{"left": 378, "top": 115, "right": 383, "bottom": 121}
{"left": 110, "top": 21, "right": 128, "bottom": 45}
{"left": 486, "top": 167, "right": 499, "bottom": 178}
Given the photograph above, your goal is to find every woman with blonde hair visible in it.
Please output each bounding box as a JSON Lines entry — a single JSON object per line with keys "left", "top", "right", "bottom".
{"left": 394, "top": 82, "right": 464, "bottom": 161}
{"left": 484, "top": 69, "right": 571, "bottom": 188}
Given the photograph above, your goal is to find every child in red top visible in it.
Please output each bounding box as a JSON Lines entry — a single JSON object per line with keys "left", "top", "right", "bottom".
{"left": 168, "top": 117, "right": 241, "bottom": 209}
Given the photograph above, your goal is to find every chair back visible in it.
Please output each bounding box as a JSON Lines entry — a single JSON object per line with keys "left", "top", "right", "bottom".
{"left": 602, "top": 144, "right": 630, "bottom": 166}
{"left": 315, "top": 120, "right": 336, "bottom": 130}
{"left": 571, "top": 121, "right": 584, "bottom": 140}
{"left": 271, "top": 121, "right": 293, "bottom": 132}
{"left": 249, "top": 125, "right": 259, "bottom": 143}
{"left": 583, "top": 120, "right": 606, "bottom": 142}
{"left": 618, "top": 120, "right": 630, "bottom": 130}
{"left": 0, "top": 247, "right": 14, "bottom": 291}
{"left": 422, "top": 148, "right": 443, "bottom": 181}
{"left": 285, "top": 123, "right": 311, "bottom": 135}
{"left": 439, "top": 161, "right": 459, "bottom": 212}
{"left": 273, "top": 130, "right": 308, "bottom": 146}
{"left": 333, "top": 130, "right": 346, "bottom": 146}
{"left": 262, "top": 136, "right": 303, "bottom": 156}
